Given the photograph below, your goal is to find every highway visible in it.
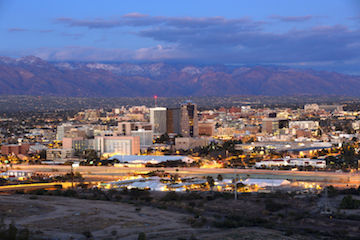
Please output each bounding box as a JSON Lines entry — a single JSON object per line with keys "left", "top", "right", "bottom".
{"left": 5, "top": 164, "right": 360, "bottom": 185}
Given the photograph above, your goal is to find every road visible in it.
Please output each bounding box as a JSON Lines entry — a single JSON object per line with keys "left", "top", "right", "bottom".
{"left": 4, "top": 164, "right": 360, "bottom": 186}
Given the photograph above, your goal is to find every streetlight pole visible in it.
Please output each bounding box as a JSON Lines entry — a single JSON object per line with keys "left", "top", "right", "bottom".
{"left": 271, "top": 170, "right": 274, "bottom": 193}
{"left": 315, "top": 169, "right": 317, "bottom": 193}
{"left": 234, "top": 167, "right": 237, "bottom": 200}
{"left": 71, "top": 162, "right": 74, "bottom": 189}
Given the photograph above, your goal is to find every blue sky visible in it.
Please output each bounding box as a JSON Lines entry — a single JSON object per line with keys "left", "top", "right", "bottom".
{"left": 1, "top": 0, "right": 359, "bottom": 74}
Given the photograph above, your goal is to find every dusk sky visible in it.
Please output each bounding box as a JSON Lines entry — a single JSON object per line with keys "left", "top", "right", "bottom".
{"left": 1, "top": 0, "right": 360, "bottom": 74}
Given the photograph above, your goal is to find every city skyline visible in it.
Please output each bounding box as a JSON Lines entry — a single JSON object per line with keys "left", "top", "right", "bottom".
{"left": 0, "top": 1, "right": 359, "bottom": 75}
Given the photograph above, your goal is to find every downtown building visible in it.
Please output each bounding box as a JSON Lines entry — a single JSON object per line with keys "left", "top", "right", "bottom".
{"left": 150, "top": 107, "right": 167, "bottom": 135}
{"left": 180, "top": 100, "right": 199, "bottom": 137}
{"left": 62, "top": 135, "right": 140, "bottom": 155}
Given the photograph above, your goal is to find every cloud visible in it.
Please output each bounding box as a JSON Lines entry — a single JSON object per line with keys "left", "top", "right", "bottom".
{"left": 58, "top": 32, "right": 85, "bottom": 40}
{"left": 38, "top": 29, "right": 54, "bottom": 33}
{"left": 53, "top": 14, "right": 266, "bottom": 29}
{"left": 9, "top": 28, "right": 53, "bottom": 33}
{"left": 8, "top": 13, "right": 357, "bottom": 73}
{"left": 268, "top": 15, "right": 327, "bottom": 22}
{"left": 122, "top": 12, "right": 149, "bottom": 18}
{"left": 8, "top": 28, "right": 27, "bottom": 32}
{"left": 95, "top": 34, "right": 107, "bottom": 43}
{"left": 2, "top": 46, "right": 133, "bottom": 62}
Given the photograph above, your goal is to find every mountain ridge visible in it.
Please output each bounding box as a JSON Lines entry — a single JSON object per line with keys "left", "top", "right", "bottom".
{"left": 0, "top": 56, "right": 359, "bottom": 97}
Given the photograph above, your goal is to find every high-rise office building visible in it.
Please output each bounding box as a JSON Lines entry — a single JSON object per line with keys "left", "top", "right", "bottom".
{"left": 180, "top": 100, "right": 198, "bottom": 137}
{"left": 166, "top": 107, "right": 181, "bottom": 134}
{"left": 150, "top": 107, "right": 167, "bottom": 135}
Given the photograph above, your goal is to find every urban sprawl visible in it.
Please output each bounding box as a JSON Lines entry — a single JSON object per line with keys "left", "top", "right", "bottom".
{"left": 1, "top": 100, "right": 360, "bottom": 239}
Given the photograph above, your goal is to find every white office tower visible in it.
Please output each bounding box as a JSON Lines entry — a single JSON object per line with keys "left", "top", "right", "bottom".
{"left": 150, "top": 107, "right": 167, "bottom": 135}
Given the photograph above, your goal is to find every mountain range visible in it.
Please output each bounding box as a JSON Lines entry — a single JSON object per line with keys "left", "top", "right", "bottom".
{"left": 0, "top": 56, "right": 359, "bottom": 97}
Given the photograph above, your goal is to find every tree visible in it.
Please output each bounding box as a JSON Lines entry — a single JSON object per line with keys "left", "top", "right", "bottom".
{"left": 156, "top": 133, "right": 170, "bottom": 143}
{"left": 207, "top": 176, "right": 215, "bottom": 191}
{"left": 217, "top": 174, "right": 223, "bottom": 182}
{"left": 138, "top": 231, "right": 146, "bottom": 240}
{"left": 340, "top": 195, "right": 360, "bottom": 209}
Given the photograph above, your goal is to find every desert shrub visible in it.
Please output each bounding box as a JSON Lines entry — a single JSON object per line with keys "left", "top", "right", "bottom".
{"left": 188, "top": 202, "right": 196, "bottom": 207}
{"left": 182, "top": 192, "right": 203, "bottom": 200}
{"left": 33, "top": 189, "right": 47, "bottom": 195}
{"left": 157, "top": 204, "right": 167, "bottom": 210}
{"left": 264, "top": 199, "right": 286, "bottom": 212}
{"left": 160, "top": 192, "right": 180, "bottom": 202}
{"left": 185, "top": 207, "right": 194, "bottom": 213}
{"left": 340, "top": 195, "right": 360, "bottom": 209}
{"left": 62, "top": 189, "right": 78, "bottom": 197}
{"left": 140, "top": 196, "right": 153, "bottom": 202}
{"left": 52, "top": 189, "right": 62, "bottom": 196}
{"left": 206, "top": 196, "right": 214, "bottom": 201}
{"left": 213, "top": 192, "right": 232, "bottom": 200}
{"left": 82, "top": 230, "right": 93, "bottom": 239}
{"left": 138, "top": 231, "right": 146, "bottom": 240}
{"left": 114, "top": 195, "right": 122, "bottom": 201}
{"left": 214, "top": 214, "right": 269, "bottom": 228}
{"left": 285, "top": 229, "right": 294, "bottom": 236}
{"left": 339, "top": 188, "right": 359, "bottom": 195}
{"left": 129, "top": 189, "right": 150, "bottom": 199}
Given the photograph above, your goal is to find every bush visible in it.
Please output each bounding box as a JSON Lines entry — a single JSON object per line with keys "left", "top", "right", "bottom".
{"left": 182, "top": 192, "right": 203, "bottom": 200}
{"left": 213, "top": 192, "right": 232, "bottom": 200}
{"left": 138, "top": 231, "right": 146, "bottom": 240}
{"left": 129, "top": 189, "right": 150, "bottom": 199}
{"left": 185, "top": 207, "right": 194, "bottom": 213}
{"left": 33, "top": 189, "right": 47, "bottom": 195}
{"left": 140, "top": 196, "right": 153, "bottom": 202}
{"left": 157, "top": 205, "right": 167, "bottom": 210}
{"left": 214, "top": 214, "right": 269, "bottom": 228}
{"left": 114, "top": 195, "right": 122, "bottom": 201}
{"left": 206, "top": 196, "right": 214, "bottom": 201}
{"left": 265, "top": 199, "right": 286, "bottom": 212}
{"left": 62, "top": 189, "right": 78, "bottom": 197}
{"left": 285, "top": 229, "right": 294, "bottom": 236}
{"left": 213, "top": 214, "right": 222, "bottom": 219}
{"left": 189, "top": 202, "right": 196, "bottom": 207}
{"left": 340, "top": 195, "right": 360, "bottom": 209}
{"left": 82, "top": 230, "right": 93, "bottom": 239}
{"left": 160, "top": 192, "right": 180, "bottom": 202}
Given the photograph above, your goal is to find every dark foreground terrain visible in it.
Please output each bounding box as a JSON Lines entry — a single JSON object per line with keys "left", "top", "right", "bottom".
{"left": 1, "top": 188, "right": 360, "bottom": 240}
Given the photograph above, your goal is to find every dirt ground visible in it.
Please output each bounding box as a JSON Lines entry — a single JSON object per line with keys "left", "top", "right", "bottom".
{"left": 1, "top": 191, "right": 360, "bottom": 240}
{"left": 0, "top": 194, "right": 310, "bottom": 240}
{"left": 0, "top": 194, "right": 200, "bottom": 240}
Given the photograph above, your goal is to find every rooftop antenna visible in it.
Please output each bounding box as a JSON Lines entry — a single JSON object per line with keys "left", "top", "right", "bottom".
{"left": 154, "top": 95, "right": 158, "bottom": 107}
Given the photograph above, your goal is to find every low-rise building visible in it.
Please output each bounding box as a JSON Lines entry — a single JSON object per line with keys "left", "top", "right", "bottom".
{"left": 46, "top": 149, "right": 75, "bottom": 161}
{"left": 255, "top": 157, "right": 326, "bottom": 168}
{"left": 175, "top": 137, "right": 208, "bottom": 150}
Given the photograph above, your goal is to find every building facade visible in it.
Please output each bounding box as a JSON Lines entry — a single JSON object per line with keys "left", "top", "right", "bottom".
{"left": 166, "top": 108, "right": 181, "bottom": 134}
{"left": 180, "top": 101, "right": 199, "bottom": 137}
{"left": 150, "top": 107, "right": 167, "bottom": 135}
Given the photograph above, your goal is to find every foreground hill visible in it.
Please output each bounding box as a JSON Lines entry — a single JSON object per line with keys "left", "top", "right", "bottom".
{"left": 0, "top": 56, "right": 359, "bottom": 97}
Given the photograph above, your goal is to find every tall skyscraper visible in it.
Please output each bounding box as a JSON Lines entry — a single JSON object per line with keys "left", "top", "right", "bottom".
{"left": 166, "top": 107, "right": 181, "bottom": 134}
{"left": 180, "top": 100, "right": 198, "bottom": 137}
{"left": 150, "top": 107, "right": 167, "bottom": 135}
